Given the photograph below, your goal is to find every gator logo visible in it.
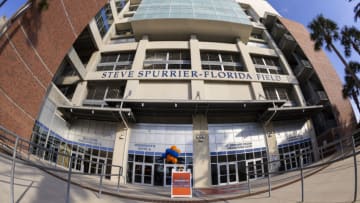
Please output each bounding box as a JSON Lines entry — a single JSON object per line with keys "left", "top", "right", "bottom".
{"left": 162, "top": 145, "right": 181, "bottom": 164}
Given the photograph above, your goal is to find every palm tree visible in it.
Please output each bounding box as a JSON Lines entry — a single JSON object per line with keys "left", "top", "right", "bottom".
{"left": 349, "top": 0, "right": 360, "bottom": 21}
{"left": 308, "top": 14, "right": 360, "bottom": 88}
{"left": 341, "top": 26, "right": 360, "bottom": 57}
{"left": 343, "top": 62, "right": 360, "bottom": 113}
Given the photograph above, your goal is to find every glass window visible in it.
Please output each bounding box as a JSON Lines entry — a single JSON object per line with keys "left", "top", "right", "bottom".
{"left": 211, "top": 156, "right": 217, "bottom": 163}
{"left": 135, "top": 155, "right": 144, "bottom": 162}
{"left": 145, "top": 156, "right": 154, "bottom": 163}
{"left": 201, "top": 51, "right": 244, "bottom": 71}
{"left": 218, "top": 155, "right": 227, "bottom": 163}
{"left": 143, "top": 50, "right": 190, "bottom": 70}
{"left": 237, "top": 153, "right": 245, "bottom": 161}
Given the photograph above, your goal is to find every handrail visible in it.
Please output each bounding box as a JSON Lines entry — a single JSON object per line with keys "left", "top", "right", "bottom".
{"left": 1, "top": 124, "right": 359, "bottom": 202}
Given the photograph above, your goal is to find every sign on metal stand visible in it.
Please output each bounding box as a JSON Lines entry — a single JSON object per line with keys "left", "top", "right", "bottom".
{"left": 171, "top": 171, "right": 192, "bottom": 198}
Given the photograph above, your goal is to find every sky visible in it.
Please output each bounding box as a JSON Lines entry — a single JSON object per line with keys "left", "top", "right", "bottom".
{"left": 0, "top": 0, "right": 359, "bottom": 120}
{"left": 268, "top": 0, "right": 360, "bottom": 121}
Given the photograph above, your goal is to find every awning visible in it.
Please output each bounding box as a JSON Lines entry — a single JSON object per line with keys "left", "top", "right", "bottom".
{"left": 121, "top": 99, "right": 286, "bottom": 123}
{"left": 259, "top": 105, "right": 323, "bottom": 122}
{"left": 57, "top": 106, "right": 132, "bottom": 122}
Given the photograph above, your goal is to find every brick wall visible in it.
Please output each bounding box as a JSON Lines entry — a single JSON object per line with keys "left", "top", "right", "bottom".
{"left": 279, "top": 17, "right": 356, "bottom": 136}
{"left": 0, "top": 0, "right": 107, "bottom": 140}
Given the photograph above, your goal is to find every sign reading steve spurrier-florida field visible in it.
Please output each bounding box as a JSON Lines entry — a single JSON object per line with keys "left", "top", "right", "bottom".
{"left": 171, "top": 171, "right": 192, "bottom": 198}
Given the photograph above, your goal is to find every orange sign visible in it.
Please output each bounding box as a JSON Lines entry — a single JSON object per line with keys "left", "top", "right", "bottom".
{"left": 171, "top": 171, "right": 192, "bottom": 198}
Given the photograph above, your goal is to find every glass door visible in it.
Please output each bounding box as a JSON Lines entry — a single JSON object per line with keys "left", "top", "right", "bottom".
{"left": 284, "top": 151, "right": 297, "bottom": 171}
{"left": 218, "top": 163, "right": 228, "bottom": 185}
{"left": 143, "top": 164, "right": 153, "bottom": 185}
{"left": 301, "top": 148, "right": 311, "bottom": 166}
{"left": 71, "top": 152, "right": 84, "bottom": 172}
{"left": 218, "top": 163, "right": 238, "bottom": 185}
{"left": 134, "top": 163, "right": 143, "bottom": 184}
{"left": 228, "top": 162, "right": 237, "bottom": 183}
{"left": 133, "top": 163, "right": 153, "bottom": 185}
{"left": 164, "top": 165, "right": 177, "bottom": 187}
{"left": 246, "top": 159, "right": 264, "bottom": 180}
{"left": 98, "top": 158, "right": 106, "bottom": 174}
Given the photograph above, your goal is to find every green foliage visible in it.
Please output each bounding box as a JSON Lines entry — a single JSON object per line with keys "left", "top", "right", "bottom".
{"left": 343, "top": 62, "right": 360, "bottom": 113}
{"left": 349, "top": 0, "right": 360, "bottom": 21}
{"left": 308, "top": 14, "right": 340, "bottom": 52}
{"left": 341, "top": 26, "right": 360, "bottom": 57}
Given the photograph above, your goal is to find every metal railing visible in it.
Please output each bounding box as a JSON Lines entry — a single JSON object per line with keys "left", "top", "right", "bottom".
{"left": 0, "top": 125, "right": 123, "bottom": 203}
{"left": 1, "top": 124, "right": 360, "bottom": 203}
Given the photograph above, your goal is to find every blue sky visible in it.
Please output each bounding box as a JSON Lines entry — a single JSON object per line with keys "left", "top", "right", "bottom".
{"left": 0, "top": 0, "right": 359, "bottom": 120}
{"left": 268, "top": 0, "right": 360, "bottom": 121}
{"left": 0, "top": 0, "right": 26, "bottom": 18}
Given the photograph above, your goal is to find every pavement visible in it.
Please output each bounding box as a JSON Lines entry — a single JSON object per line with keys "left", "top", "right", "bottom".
{"left": 1, "top": 152, "right": 360, "bottom": 203}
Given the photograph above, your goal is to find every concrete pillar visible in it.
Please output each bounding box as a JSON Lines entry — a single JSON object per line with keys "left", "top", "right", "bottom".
{"left": 125, "top": 36, "right": 148, "bottom": 99}
{"left": 190, "top": 35, "right": 205, "bottom": 100}
{"left": 236, "top": 38, "right": 265, "bottom": 100}
{"left": 71, "top": 81, "right": 88, "bottom": 106}
{"left": 307, "top": 119, "right": 320, "bottom": 161}
{"left": 111, "top": 123, "right": 130, "bottom": 183}
{"left": 192, "top": 114, "right": 211, "bottom": 188}
{"left": 293, "top": 84, "right": 306, "bottom": 106}
{"left": 67, "top": 47, "right": 87, "bottom": 79}
{"left": 89, "top": 19, "right": 104, "bottom": 49}
{"left": 263, "top": 30, "right": 306, "bottom": 106}
{"left": 263, "top": 122, "right": 280, "bottom": 173}
{"left": 85, "top": 51, "right": 101, "bottom": 73}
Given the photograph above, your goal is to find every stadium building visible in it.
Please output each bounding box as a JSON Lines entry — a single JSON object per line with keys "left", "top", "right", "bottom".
{"left": 0, "top": 0, "right": 356, "bottom": 188}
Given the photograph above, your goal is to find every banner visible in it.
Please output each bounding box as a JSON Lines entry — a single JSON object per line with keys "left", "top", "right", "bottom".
{"left": 171, "top": 171, "right": 192, "bottom": 198}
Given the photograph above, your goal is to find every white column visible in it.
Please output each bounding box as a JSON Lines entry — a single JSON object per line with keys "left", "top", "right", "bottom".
{"left": 192, "top": 114, "right": 211, "bottom": 188}
{"left": 190, "top": 35, "right": 205, "bottom": 100}
{"left": 236, "top": 38, "right": 265, "bottom": 100}
{"left": 125, "top": 35, "right": 149, "bottom": 99}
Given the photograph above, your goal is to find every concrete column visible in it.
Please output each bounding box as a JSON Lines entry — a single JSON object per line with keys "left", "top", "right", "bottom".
{"left": 89, "top": 19, "right": 104, "bottom": 49}
{"left": 67, "top": 47, "right": 87, "bottom": 79}
{"left": 192, "top": 114, "right": 211, "bottom": 188}
{"left": 263, "top": 122, "right": 280, "bottom": 173}
{"left": 111, "top": 123, "right": 130, "bottom": 183}
{"left": 71, "top": 81, "right": 88, "bottom": 106}
{"left": 85, "top": 51, "right": 101, "bottom": 73}
{"left": 236, "top": 39, "right": 265, "bottom": 100}
{"left": 307, "top": 119, "right": 320, "bottom": 161}
{"left": 294, "top": 84, "right": 306, "bottom": 106}
{"left": 190, "top": 35, "right": 205, "bottom": 100}
{"left": 109, "top": 0, "right": 118, "bottom": 20}
{"left": 125, "top": 36, "right": 149, "bottom": 99}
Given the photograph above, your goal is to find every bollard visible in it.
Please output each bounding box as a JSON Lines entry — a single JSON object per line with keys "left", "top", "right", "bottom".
{"left": 352, "top": 136, "right": 358, "bottom": 203}
{"left": 267, "top": 160, "right": 271, "bottom": 197}
{"left": 300, "top": 154, "right": 304, "bottom": 203}
{"left": 247, "top": 169, "right": 251, "bottom": 194}
{"left": 117, "top": 167, "right": 121, "bottom": 192}
{"left": 98, "top": 164, "right": 105, "bottom": 198}
{"left": 66, "top": 157, "right": 73, "bottom": 203}
{"left": 10, "top": 136, "right": 19, "bottom": 203}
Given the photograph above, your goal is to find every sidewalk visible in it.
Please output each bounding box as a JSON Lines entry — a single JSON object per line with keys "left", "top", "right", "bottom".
{"left": 0, "top": 153, "right": 359, "bottom": 203}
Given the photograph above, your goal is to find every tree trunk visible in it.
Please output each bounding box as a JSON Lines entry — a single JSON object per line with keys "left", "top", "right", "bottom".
{"left": 330, "top": 43, "right": 360, "bottom": 88}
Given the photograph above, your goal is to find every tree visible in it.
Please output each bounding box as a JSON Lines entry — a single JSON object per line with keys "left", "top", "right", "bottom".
{"left": 349, "top": 0, "right": 360, "bottom": 21}
{"left": 308, "top": 14, "right": 360, "bottom": 88}
{"left": 341, "top": 26, "right": 360, "bottom": 57}
{"left": 343, "top": 62, "right": 360, "bottom": 113}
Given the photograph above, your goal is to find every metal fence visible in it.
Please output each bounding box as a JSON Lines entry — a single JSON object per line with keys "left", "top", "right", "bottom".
{"left": 0, "top": 126, "right": 123, "bottom": 203}
{"left": 0, "top": 125, "right": 359, "bottom": 203}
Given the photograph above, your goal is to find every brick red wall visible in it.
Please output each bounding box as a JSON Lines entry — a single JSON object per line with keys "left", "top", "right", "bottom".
{"left": 0, "top": 0, "right": 107, "bottom": 140}
{"left": 279, "top": 17, "right": 356, "bottom": 135}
